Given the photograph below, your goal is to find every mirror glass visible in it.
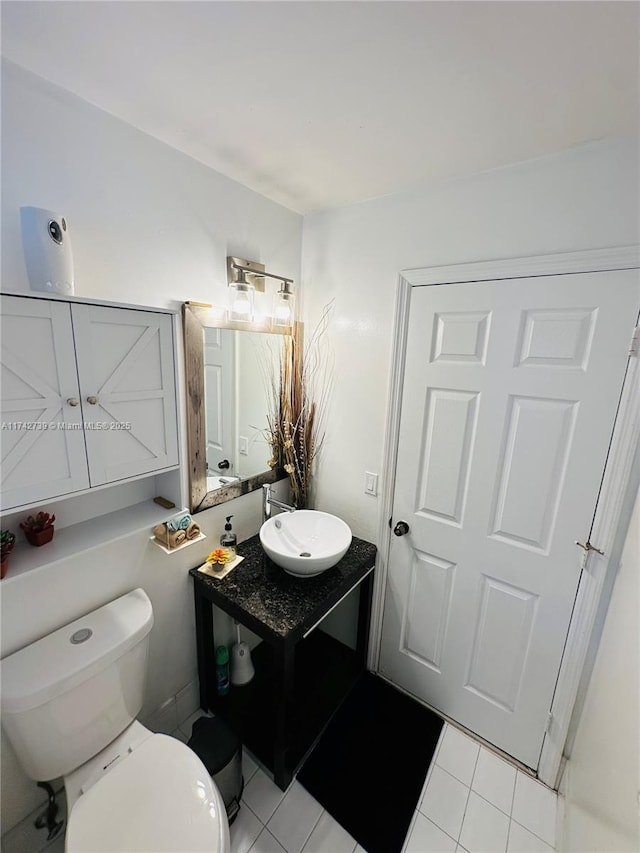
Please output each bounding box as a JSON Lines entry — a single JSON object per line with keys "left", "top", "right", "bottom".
{"left": 203, "top": 327, "right": 278, "bottom": 490}
{"left": 183, "top": 303, "right": 291, "bottom": 513}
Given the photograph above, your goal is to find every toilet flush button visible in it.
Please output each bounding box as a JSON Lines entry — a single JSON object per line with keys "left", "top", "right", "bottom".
{"left": 70, "top": 628, "right": 92, "bottom": 644}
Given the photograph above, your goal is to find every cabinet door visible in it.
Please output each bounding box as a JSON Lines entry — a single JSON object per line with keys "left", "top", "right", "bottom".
{"left": 0, "top": 295, "right": 90, "bottom": 509}
{"left": 71, "top": 305, "right": 179, "bottom": 486}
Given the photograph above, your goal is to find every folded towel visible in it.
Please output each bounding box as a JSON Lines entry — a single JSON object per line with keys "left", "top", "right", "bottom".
{"left": 166, "top": 513, "right": 192, "bottom": 533}
{"left": 153, "top": 523, "right": 166, "bottom": 541}
{"left": 169, "top": 530, "right": 187, "bottom": 548}
{"left": 153, "top": 523, "right": 187, "bottom": 549}
{"left": 185, "top": 520, "right": 201, "bottom": 540}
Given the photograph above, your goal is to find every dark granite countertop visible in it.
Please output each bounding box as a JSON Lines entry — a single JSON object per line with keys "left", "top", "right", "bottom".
{"left": 189, "top": 534, "right": 377, "bottom": 644}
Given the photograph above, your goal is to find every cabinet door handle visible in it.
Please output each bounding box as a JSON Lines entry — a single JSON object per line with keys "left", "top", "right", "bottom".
{"left": 86, "top": 395, "right": 99, "bottom": 405}
{"left": 67, "top": 398, "right": 79, "bottom": 407}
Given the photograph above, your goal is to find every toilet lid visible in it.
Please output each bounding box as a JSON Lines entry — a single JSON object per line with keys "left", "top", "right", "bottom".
{"left": 66, "top": 734, "right": 229, "bottom": 852}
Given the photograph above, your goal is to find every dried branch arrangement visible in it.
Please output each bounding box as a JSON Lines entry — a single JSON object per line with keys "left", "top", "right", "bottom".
{"left": 265, "top": 304, "right": 333, "bottom": 509}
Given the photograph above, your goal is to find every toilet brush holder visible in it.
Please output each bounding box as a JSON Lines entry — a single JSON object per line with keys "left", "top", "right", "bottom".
{"left": 230, "top": 623, "right": 255, "bottom": 686}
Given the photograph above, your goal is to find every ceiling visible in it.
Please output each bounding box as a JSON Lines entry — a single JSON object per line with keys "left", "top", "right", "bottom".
{"left": 1, "top": 1, "right": 638, "bottom": 213}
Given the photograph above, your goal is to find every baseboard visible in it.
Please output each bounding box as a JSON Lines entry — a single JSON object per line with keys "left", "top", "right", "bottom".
{"left": 142, "top": 677, "right": 200, "bottom": 734}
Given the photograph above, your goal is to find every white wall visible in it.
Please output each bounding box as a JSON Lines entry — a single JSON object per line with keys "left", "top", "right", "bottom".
{"left": 301, "top": 134, "right": 639, "bottom": 786}
{"left": 302, "top": 136, "right": 639, "bottom": 542}
{"left": 0, "top": 60, "right": 302, "bottom": 832}
{"left": 560, "top": 488, "right": 639, "bottom": 852}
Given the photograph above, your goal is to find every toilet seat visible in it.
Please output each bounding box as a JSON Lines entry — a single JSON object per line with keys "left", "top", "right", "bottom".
{"left": 65, "top": 733, "right": 229, "bottom": 852}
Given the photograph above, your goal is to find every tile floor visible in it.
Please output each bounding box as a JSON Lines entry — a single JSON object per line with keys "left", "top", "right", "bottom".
{"left": 404, "top": 724, "right": 557, "bottom": 853}
{"left": 7, "top": 708, "right": 558, "bottom": 853}
{"left": 183, "top": 709, "right": 558, "bottom": 853}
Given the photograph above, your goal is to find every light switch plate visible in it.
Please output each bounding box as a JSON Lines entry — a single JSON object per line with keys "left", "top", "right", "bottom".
{"left": 364, "top": 471, "right": 378, "bottom": 496}
{"left": 239, "top": 436, "right": 249, "bottom": 456}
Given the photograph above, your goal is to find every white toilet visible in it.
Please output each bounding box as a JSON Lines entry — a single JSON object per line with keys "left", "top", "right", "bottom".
{"left": 0, "top": 588, "right": 230, "bottom": 852}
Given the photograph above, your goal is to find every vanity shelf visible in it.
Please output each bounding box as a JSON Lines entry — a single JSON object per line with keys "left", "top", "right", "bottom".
{"left": 212, "top": 629, "right": 362, "bottom": 773}
{"left": 150, "top": 531, "right": 207, "bottom": 554}
{"left": 3, "top": 500, "right": 188, "bottom": 584}
{"left": 189, "top": 533, "right": 377, "bottom": 790}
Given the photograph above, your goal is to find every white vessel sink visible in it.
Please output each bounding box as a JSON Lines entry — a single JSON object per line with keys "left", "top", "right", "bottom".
{"left": 259, "top": 510, "right": 352, "bottom": 577}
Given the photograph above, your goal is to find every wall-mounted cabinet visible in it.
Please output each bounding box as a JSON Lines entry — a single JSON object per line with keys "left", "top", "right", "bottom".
{"left": 1, "top": 294, "right": 179, "bottom": 512}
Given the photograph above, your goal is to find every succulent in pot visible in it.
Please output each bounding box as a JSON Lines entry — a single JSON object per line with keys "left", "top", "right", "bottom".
{"left": 20, "top": 512, "right": 56, "bottom": 547}
{"left": 1, "top": 530, "right": 16, "bottom": 578}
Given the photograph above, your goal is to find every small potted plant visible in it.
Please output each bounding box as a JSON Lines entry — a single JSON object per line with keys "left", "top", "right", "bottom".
{"left": 1, "top": 530, "right": 16, "bottom": 578}
{"left": 20, "top": 512, "right": 56, "bottom": 547}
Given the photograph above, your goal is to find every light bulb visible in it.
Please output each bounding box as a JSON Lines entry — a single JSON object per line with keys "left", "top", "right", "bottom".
{"left": 229, "top": 282, "right": 254, "bottom": 322}
{"left": 273, "top": 282, "right": 294, "bottom": 327}
{"left": 275, "top": 298, "right": 291, "bottom": 324}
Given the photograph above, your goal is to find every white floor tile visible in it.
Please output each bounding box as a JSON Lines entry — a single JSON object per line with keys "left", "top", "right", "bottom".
{"left": 242, "top": 769, "right": 287, "bottom": 824}
{"left": 511, "top": 773, "right": 557, "bottom": 848}
{"left": 419, "top": 724, "right": 448, "bottom": 801}
{"left": 507, "top": 820, "right": 554, "bottom": 853}
{"left": 471, "top": 748, "right": 516, "bottom": 815}
{"left": 249, "top": 828, "right": 287, "bottom": 853}
{"left": 436, "top": 726, "right": 480, "bottom": 786}
{"left": 420, "top": 765, "right": 470, "bottom": 841}
{"left": 267, "top": 781, "right": 323, "bottom": 853}
{"left": 459, "top": 792, "right": 509, "bottom": 853}
{"left": 401, "top": 810, "right": 419, "bottom": 853}
{"left": 243, "top": 750, "right": 259, "bottom": 784}
{"left": 433, "top": 723, "right": 449, "bottom": 762}
{"left": 301, "top": 810, "right": 357, "bottom": 853}
{"left": 405, "top": 814, "right": 457, "bottom": 853}
{"left": 230, "top": 804, "right": 264, "bottom": 853}
{"left": 178, "top": 708, "right": 211, "bottom": 738}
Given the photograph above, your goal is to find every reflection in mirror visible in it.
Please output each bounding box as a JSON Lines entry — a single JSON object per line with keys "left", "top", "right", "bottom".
{"left": 203, "top": 327, "right": 277, "bottom": 489}
{"left": 183, "top": 302, "right": 293, "bottom": 513}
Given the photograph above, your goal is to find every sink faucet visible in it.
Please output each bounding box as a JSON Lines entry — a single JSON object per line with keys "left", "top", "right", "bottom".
{"left": 262, "top": 484, "right": 296, "bottom": 522}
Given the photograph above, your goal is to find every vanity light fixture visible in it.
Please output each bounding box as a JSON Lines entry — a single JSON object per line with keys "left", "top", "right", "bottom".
{"left": 273, "top": 280, "right": 295, "bottom": 327}
{"left": 229, "top": 268, "right": 255, "bottom": 323}
{"left": 227, "top": 256, "right": 294, "bottom": 328}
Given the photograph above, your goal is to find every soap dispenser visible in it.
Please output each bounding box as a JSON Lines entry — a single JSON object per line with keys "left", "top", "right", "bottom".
{"left": 220, "top": 515, "right": 237, "bottom": 559}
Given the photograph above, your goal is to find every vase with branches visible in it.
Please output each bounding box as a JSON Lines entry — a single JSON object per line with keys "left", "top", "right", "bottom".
{"left": 265, "top": 305, "right": 332, "bottom": 509}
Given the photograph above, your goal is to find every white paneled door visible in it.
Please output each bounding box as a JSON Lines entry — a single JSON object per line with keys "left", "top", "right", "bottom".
{"left": 379, "top": 270, "right": 639, "bottom": 768}
{"left": 203, "top": 326, "right": 236, "bottom": 474}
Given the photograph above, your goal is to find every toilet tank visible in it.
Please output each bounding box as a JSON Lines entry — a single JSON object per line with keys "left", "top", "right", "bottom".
{"left": 0, "top": 589, "right": 154, "bottom": 782}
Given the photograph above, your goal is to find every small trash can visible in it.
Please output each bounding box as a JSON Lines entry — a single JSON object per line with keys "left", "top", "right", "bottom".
{"left": 187, "top": 716, "right": 243, "bottom": 823}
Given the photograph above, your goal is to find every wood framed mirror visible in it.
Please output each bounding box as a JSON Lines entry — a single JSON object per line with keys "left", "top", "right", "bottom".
{"left": 183, "top": 302, "right": 294, "bottom": 513}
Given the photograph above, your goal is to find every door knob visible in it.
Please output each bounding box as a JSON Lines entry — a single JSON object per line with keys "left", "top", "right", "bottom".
{"left": 218, "top": 459, "right": 230, "bottom": 470}
{"left": 393, "top": 521, "right": 410, "bottom": 536}
{"left": 67, "top": 398, "right": 79, "bottom": 407}
{"left": 86, "top": 395, "right": 99, "bottom": 405}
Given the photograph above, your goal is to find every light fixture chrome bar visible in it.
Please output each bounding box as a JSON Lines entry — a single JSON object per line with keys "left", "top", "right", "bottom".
{"left": 232, "top": 262, "right": 293, "bottom": 286}
{"left": 227, "top": 256, "right": 266, "bottom": 292}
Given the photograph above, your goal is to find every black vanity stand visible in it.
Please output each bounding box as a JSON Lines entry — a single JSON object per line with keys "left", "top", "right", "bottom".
{"left": 189, "top": 535, "right": 377, "bottom": 790}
